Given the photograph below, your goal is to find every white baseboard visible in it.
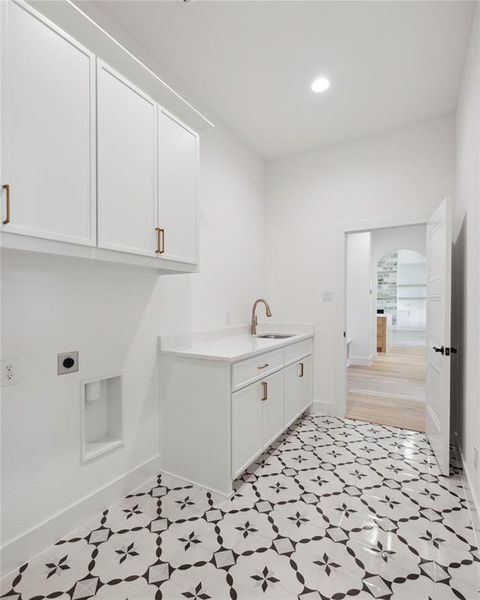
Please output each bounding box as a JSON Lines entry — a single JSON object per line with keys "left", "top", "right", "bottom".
{"left": 311, "top": 399, "right": 343, "bottom": 417}
{"left": 1, "top": 454, "right": 161, "bottom": 578}
{"left": 348, "top": 354, "right": 375, "bottom": 367}
{"left": 458, "top": 447, "right": 480, "bottom": 548}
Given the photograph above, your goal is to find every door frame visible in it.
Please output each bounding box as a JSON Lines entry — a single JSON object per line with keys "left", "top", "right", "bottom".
{"left": 335, "top": 212, "right": 431, "bottom": 418}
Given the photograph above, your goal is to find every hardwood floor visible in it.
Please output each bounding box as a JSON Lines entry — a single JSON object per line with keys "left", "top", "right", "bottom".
{"left": 346, "top": 345, "right": 426, "bottom": 432}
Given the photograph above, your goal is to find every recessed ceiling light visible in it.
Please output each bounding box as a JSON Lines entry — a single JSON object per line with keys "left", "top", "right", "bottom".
{"left": 311, "top": 77, "right": 330, "bottom": 93}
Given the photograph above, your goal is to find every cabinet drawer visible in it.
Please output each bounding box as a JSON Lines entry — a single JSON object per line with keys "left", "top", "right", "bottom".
{"left": 284, "top": 339, "right": 313, "bottom": 365}
{"left": 232, "top": 349, "right": 284, "bottom": 391}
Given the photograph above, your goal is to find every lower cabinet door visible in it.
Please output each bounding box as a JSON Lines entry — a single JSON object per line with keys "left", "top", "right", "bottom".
{"left": 261, "top": 370, "right": 285, "bottom": 448}
{"left": 284, "top": 361, "right": 302, "bottom": 425}
{"left": 298, "top": 355, "right": 313, "bottom": 412}
{"left": 232, "top": 383, "right": 262, "bottom": 477}
{"left": 285, "top": 355, "right": 313, "bottom": 424}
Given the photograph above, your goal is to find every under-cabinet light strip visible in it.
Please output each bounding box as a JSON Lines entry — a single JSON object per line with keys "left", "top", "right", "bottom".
{"left": 65, "top": 0, "right": 215, "bottom": 129}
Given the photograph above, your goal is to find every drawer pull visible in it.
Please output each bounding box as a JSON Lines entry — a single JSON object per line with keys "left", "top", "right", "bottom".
{"left": 261, "top": 381, "right": 268, "bottom": 401}
{"left": 2, "top": 184, "right": 10, "bottom": 225}
{"left": 299, "top": 362, "right": 304, "bottom": 377}
{"left": 257, "top": 363, "right": 269, "bottom": 370}
{"left": 155, "top": 227, "right": 165, "bottom": 254}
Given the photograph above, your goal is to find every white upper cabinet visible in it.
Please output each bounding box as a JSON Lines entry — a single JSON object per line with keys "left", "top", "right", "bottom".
{"left": 1, "top": 0, "right": 96, "bottom": 245}
{"left": 97, "top": 62, "right": 158, "bottom": 257}
{"left": 158, "top": 109, "right": 198, "bottom": 264}
{"left": 1, "top": 1, "right": 199, "bottom": 271}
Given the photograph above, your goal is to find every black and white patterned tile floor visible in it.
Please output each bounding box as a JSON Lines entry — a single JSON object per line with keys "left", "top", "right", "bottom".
{"left": 2, "top": 414, "right": 480, "bottom": 600}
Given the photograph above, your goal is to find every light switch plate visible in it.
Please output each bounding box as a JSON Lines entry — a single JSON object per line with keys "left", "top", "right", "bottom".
{"left": 58, "top": 351, "right": 79, "bottom": 375}
{"left": 322, "top": 291, "right": 334, "bottom": 303}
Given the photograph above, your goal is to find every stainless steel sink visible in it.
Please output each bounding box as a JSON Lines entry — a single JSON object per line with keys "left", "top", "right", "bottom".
{"left": 256, "top": 333, "right": 294, "bottom": 339}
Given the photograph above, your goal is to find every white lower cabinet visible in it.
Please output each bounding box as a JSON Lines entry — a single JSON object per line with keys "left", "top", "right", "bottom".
{"left": 160, "top": 338, "right": 313, "bottom": 495}
{"left": 261, "top": 370, "right": 285, "bottom": 447}
{"left": 285, "top": 355, "right": 313, "bottom": 426}
{"left": 232, "top": 369, "right": 285, "bottom": 477}
{"left": 299, "top": 355, "right": 313, "bottom": 412}
{"left": 232, "top": 380, "right": 262, "bottom": 477}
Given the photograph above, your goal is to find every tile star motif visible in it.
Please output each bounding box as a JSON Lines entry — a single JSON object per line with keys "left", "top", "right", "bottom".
{"left": 45, "top": 555, "right": 70, "bottom": 578}
{"left": 251, "top": 566, "right": 280, "bottom": 592}
{"left": 235, "top": 520, "right": 259, "bottom": 538}
{"left": 178, "top": 531, "right": 202, "bottom": 551}
{"left": 182, "top": 582, "right": 211, "bottom": 600}
{"left": 3, "top": 414, "right": 480, "bottom": 600}
{"left": 123, "top": 503, "right": 142, "bottom": 519}
{"left": 313, "top": 552, "right": 341, "bottom": 576}
{"left": 115, "top": 542, "right": 139, "bottom": 564}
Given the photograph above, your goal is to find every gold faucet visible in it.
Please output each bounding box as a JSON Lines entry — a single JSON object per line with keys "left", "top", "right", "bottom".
{"left": 251, "top": 299, "right": 272, "bottom": 335}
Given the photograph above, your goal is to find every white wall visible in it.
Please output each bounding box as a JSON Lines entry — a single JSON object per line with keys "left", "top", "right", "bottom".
{"left": 346, "top": 232, "right": 375, "bottom": 364}
{"left": 1, "top": 123, "right": 267, "bottom": 565}
{"left": 266, "top": 115, "right": 454, "bottom": 414}
{"left": 372, "top": 225, "right": 426, "bottom": 267}
{"left": 452, "top": 6, "right": 480, "bottom": 515}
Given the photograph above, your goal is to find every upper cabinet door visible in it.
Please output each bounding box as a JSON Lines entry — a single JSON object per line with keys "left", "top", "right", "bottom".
{"left": 1, "top": 0, "right": 96, "bottom": 245}
{"left": 158, "top": 109, "right": 198, "bottom": 264}
{"left": 97, "top": 61, "right": 158, "bottom": 257}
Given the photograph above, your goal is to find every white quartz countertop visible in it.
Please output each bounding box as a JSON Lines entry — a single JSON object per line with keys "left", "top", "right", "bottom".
{"left": 158, "top": 325, "right": 314, "bottom": 363}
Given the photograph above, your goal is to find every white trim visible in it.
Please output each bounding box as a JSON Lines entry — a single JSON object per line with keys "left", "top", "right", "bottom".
{"left": 160, "top": 468, "right": 232, "bottom": 500}
{"left": 1, "top": 233, "right": 197, "bottom": 274}
{"left": 311, "top": 399, "right": 343, "bottom": 417}
{"left": 1, "top": 455, "right": 161, "bottom": 578}
{"left": 458, "top": 446, "right": 480, "bottom": 549}
{"left": 336, "top": 213, "right": 429, "bottom": 418}
{"left": 348, "top": 354, "right": 376, "bottom": 367}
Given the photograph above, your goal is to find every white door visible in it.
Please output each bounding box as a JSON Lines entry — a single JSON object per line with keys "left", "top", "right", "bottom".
{"left": 285, "top": 356, "right": 313, "bottom": 425}
{"left": 158, "top": 108, "right": 198, "bottom": 263}
{"left": 261, "top": 370, "right": 284, "bottom": 448}
{"left": 299, "top": 355, "right": 313, "bottom": 412}
{"left": 232, "top": 383, "right": 262, "bottom": 477}
{"left": 97, "top": 61, "right": 158, "bottom": 256}
{"left": 1, "top": 0, "right": 96, "bottom": 245}
{"left": 426, "top": 198, "right": 452, "bottom": 475}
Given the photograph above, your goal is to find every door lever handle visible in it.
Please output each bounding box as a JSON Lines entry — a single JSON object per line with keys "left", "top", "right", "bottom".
{"left": 433, "top": 345, "right": 445, "bottom": 355}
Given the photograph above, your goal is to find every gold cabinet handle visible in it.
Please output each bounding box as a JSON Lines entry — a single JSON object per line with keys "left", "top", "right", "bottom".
{"left": 155, "top": 227, "right": 165, "bottom": 254}
{"left": 261, "top": 381, "right": 268, "bottom": 401}
{"left": 2, "top": 184, "right": 10, "bottom": 225}
{"left": 257, "top": 363, "right": 269, "bottom": 370}
{"left": 299, "top": 362, "right": 304, "bottom": 378}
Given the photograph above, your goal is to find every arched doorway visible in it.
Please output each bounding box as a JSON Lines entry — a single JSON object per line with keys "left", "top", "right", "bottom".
{"left": 376, "top": 248, "right": 426, "bottom": 346}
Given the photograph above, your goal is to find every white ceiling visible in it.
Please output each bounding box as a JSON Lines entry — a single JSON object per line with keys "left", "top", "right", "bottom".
{"left": 90, "top": 0, "right": 475, "bottom": 160}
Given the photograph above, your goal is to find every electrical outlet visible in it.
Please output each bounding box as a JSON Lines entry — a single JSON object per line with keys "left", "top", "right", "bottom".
{"left": 225, "top": 312, "right": 232, "bottom": 325}
{"left": 474, "top": 446, "right": 478, "bottom": 469}
{"left": 1, "top": 358, "right": 19, "bottom": 386}
{"left": 58, "top": 351, "right": 79, "bottom": 375}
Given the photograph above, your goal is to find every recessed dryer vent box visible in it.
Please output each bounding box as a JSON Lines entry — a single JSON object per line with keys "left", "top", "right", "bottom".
{"left": 81, "top": 375, "right": 123, "bottom": 463}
